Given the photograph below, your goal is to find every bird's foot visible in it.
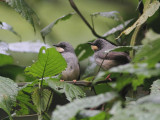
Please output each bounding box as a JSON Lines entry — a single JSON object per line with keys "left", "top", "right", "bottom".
{"left": 73, "top": 80, "right": 77, "bottom": 83}
{"left": 60, "top": 80, "right": 64, "bottom": 82}
{"left": 105, "top": 74, "right": 112, "bottom": 81}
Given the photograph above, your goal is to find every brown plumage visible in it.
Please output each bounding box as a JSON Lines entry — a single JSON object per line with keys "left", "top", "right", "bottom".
{"left": 88, "top": 38, "right": 130, "bottom": 70}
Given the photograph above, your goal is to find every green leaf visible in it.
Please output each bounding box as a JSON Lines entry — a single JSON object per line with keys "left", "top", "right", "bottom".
{"left": 0, "top": 22, "right": 21, "bottom": 39}
{"left": 0, "top": 65, "right": 35, "bottom": 82}
{"left": 79, "top": 111, "right": 106, "bottom": 120}
{"left": 110, "top": 103, "right": 160, "bottom": 120}
{"left": 40, "top": 12, "right": 75, "bottom": 41}
{"left": 111, "top": 94, "right": 160, "bottom": 120}
{"left": 46, "top": 79, "right": 86, "bottom": 101}
{"left": 102, "top": 19, "right": 133, "bottom": 37}
{"left": 150, "top": 79, "right": 160, "bottom": 95}
{"left": 32, "top": 88, "right": 52, "bottom": 113}
{"left": 142, "top": 29, "right": 160, "bottom": 44}
{"left": 6, "top": 0, "right": 39, "bottom": 31}
{"left": 134, "top": 37, "right": 160, "bottom": 67}
{"left": 0, "top": 76, "right": 18, "bottom": 119}
{"left": 109, "top": 63, "right": 160, "bottom": 90}
{"left": 15, "top": 90, "right": 37, "bottom": 115}
{"left": 91, "top": 11, "right": 121, "bottom": 21}
{"left": 118, "top": 1, "right": 160, "bottom": 38}
{"left": 51, "top": 92, "right": 117, "bottom": 120}
{"left": 0, "top": 54, "right": 13, "bottom": 66}
{"left": 75, "top": 41, "right": 94, "bottom": 61}
{"left": 137, "top": 94, "right": 160, "bottom": 104}
{"left": 109, "top": 63, "right": 160, "bottom": 77}
{"left": 25, "top": 46, "right": 67, "bottom": 78}
{"left": 14, "top": 80, "right": 40, "bottom": 115}
{"left": 105, "top": 46, "right": 133, "bottom": 53}
{"left": 77, "top": 110, "right": 102, "bottom": 118}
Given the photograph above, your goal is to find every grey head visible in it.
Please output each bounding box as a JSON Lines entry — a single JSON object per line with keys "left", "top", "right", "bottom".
{"left": 53, "top": 42, "right": 75, "bottom": 53}
{"left": 88, "top": 38, "right": 116, "bottom": 52}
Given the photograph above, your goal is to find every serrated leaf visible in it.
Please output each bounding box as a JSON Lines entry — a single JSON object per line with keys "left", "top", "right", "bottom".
{"left": 6, "top": 0, "right": 39, "bottom": 31}
{"left": 15, "top": 90, "right": 37, "bottom": 115}
{"left": 15, "top": 80, "right": 39, "bottom": 115}
{"left": 0, "top": 76, "right": 18, "bottom": 119}
{"left": 51, "top": 92, "right": 117, "bottom": 120}
{"left": 0, "top": 54, "right": 13, "bottom": 66}
{"left": 91, "top": 11, "right": 120, "bottom": 21}
{"left": 0, "top": 22, "right": 21, "bottom": 39}
{"left": 25, "top": 46, "right": 67, "bottom": 78}
{"left": 46, "top": 79, "right": 86, "bottom": 101}
{"left": 40, "top": 12, "right": 75, "bottom": 41}
{"left": 75, "top": 41, "right": 94, "bottom": 61}
{"left": 150, "top": 79, "right": 160, "bottom": 95}
{"left": 32, "top": 88, "right": 52, "bottom": 113}
{"left": 117, "top": 1, "right": 160, "bottom": 38}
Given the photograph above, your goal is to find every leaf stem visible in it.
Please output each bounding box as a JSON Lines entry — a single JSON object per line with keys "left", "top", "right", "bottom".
{"left": 129, "top": 25, "right": 141, "bottom": 58}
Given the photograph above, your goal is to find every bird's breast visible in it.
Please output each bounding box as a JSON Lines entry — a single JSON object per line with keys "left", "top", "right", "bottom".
{"left": 95, "top": 57, "right": 118, "bottom": 70}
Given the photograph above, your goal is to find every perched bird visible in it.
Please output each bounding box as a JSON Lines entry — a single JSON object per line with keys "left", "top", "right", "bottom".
{"left": 88, "top": 38, "right": 131, "bottom": 98}
{"left": 53, "top": 42, "right": 80, "bottom": 81}
{"left": 88, "top": 38, "right": 130, "bottom": 70}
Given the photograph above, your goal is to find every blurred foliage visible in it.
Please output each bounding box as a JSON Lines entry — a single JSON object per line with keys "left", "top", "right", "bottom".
{"left": 0, "top": 76, "right": 18, "bottom": 120}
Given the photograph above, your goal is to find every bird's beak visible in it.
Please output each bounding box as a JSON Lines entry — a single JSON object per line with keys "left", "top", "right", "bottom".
{"left": 53, "top": 44, "right": 64, "bottom": 53}
{"left": 56, "top": 47, "right": 64, "bottom": 53}
{"left": 87, "top": 42, "right": 98, "bottom": 51}
{"left": 91, "top": 45, "right": 98, "bottom": 51}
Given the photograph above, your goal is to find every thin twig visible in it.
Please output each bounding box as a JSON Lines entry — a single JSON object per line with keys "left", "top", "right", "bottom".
{"left": 92, "top": 53, "right": 109, "bottom": 82}
{"left": 68, "top": 0, "right": 117, "bottom": 46}
{"left": 17, "top": 80, "right": 109, "bottom": 87}
{"left": 69, "top": 0, "right": 103, "bottom": 38}
{"left": 91, "top": 15, "right": 95, "bottom": 30}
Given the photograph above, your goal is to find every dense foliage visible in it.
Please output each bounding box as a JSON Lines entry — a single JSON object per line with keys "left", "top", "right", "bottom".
{"left": 0, "top": 0, "right": 160, "bottom": 120}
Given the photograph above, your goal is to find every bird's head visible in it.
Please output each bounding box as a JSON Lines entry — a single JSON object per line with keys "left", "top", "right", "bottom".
{"left": 88, "top": 39, "right": 112, "bottom": 51}
{"left": 53, "top": 42, "right": 74, "bottom": 53}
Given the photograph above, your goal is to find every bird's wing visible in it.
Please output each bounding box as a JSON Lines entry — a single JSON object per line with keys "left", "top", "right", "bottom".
{"left": 98, "top": 51, "right": 130, "bottom": 64}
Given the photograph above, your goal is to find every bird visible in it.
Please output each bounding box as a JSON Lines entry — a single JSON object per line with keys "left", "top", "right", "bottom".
{"left": 53, "top": 42, "right": 80, "bottom": 82}
{"left": 88, "top": 38, "right": 130, "bottom": 71}
{"left": 88, "top": 38, "right": 131, "bottom": 98}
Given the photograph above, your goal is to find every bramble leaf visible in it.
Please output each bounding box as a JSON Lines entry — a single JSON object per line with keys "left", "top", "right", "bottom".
{"left": 25, "top": 46, "right": 67, "bottom": 78}
{"left": 46, "top": 79, "right": 86, "bottom": 101}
